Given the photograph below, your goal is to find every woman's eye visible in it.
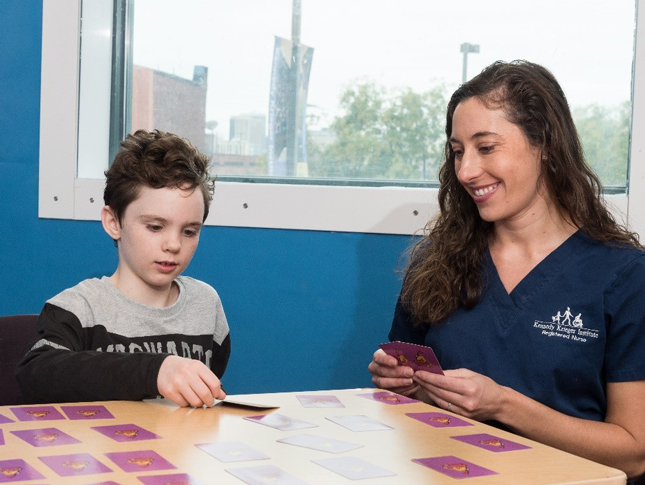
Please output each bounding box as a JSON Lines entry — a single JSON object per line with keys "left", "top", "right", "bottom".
{"left": 480, "top": 145, "right": 494, "bottom": 154}
{"left": 453, "top": 149, "right": 463, "bottom": 159}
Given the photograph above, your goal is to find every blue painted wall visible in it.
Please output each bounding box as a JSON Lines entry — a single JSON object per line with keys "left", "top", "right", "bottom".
{"left": 0, "top": 1, "right": 413, "bottom": 394}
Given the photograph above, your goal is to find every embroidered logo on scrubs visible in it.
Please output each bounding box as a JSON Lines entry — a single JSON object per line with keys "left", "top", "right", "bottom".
{"left": 532, "top": 307, "right": 599, "bottom": 343}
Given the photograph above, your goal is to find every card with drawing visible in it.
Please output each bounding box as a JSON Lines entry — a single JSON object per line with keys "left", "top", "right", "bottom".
{"left": 244, "top": 414, "right": 317, "bottom": 431}
{"left": 196, "top": 441, "right": 269, "bottom": 462}
{"left": 296, "top": 394, "right": 344, "bottom": 408}
{"left": 326, "top": 415, "right": 393, "bottom": 432}
{"left": 226, "top": 465, "right": 307, "bottom": 485}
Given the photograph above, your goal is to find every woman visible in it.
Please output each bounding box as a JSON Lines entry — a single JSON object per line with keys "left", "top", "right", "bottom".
{"left": 368, "top": 60, "right": 645, "bottom": 480}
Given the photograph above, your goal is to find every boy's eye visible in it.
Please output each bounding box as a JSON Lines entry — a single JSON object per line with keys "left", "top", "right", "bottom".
{"left": 184, "top": 228, "right": 199, "bottom": 237}
{"left": 147, "top": 224, "right": 162, "bottom": 232}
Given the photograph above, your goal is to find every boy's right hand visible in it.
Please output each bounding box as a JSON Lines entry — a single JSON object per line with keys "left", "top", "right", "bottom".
{"left": 368, "top": 349, "right": 419, "bottom": 397}
{"left": 157, "top": 355, "right": 226, "bottom": 407}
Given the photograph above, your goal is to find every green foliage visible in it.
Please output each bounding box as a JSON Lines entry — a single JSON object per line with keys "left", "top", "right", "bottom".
{"left": 573, "top": 101, "right": 630, "bottom": 187}
{"left": 308, "top": 81, "right": 448, "bottom": 181}
{"left": 308, "top": 79, "right": 630, "bottom": 189}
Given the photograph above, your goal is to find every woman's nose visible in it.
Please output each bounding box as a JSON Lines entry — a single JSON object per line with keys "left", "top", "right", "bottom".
{"left": 456, "top": 150, "right": 482, "bottom": 184}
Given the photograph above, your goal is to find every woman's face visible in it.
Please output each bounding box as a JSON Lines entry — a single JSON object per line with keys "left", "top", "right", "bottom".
{"left": 450, "top": 96, "right": 550, "bottom": 227}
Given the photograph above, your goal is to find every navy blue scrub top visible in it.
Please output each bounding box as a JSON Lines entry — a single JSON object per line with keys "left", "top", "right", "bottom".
{"left": 390, "top": 231, "right": 645, "bottom": 422}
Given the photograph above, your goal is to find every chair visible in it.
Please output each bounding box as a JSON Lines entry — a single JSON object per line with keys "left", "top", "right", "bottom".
{"left": 0, "top": 314, "right": 39, "bottom": 405}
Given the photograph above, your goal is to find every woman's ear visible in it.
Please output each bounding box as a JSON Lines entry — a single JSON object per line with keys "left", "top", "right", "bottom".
{"left": 101, "top": 206, "right": 121, "bottom": 242}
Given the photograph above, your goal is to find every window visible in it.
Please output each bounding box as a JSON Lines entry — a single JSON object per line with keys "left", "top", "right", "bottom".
{"left": 40, "top": 0, "right": 645, "bottom": 236}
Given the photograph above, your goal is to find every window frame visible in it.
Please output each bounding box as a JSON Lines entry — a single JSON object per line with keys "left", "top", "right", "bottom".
{"left": 39, "top": 0, "right": 645, "bottom": 237}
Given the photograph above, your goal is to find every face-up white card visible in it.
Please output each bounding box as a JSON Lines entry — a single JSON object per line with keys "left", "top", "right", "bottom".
{"left": 226, "top": 465, "right": 308, "bottom": 485}
{"left": 244, "top": 414, "right": 318, "bottom": 431}
{"left": 326, "top": 415, "right": 393, "bottom": 432}
{"left": 196, "top": 441, "right": 269, "bottom": 462}
{"left": 277, "top": 434, "right": 363, "bottom": 454}
{"left": 312, "top": 456, "right": 396, "bottom": 480}
{"left": 296, "top": 394, "right": 345, "bottom": 408}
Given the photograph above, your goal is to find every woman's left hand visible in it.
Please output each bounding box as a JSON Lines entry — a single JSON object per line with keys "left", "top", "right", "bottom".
{"left": 413, "top": 368, "right": 507, "bottom": 421}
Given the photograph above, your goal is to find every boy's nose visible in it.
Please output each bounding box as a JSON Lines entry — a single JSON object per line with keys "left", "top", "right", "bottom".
{"left": 163, "top": 234, "right": 181, "bottom": 252}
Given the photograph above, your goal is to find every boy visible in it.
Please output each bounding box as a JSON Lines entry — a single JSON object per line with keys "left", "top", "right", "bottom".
{"left": 17, "top": 130, "right": 230, "bottom": 407}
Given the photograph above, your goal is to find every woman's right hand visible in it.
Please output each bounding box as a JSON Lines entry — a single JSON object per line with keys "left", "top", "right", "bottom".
{"left": 368, "top": 349, "right": 420, "bottom": 397}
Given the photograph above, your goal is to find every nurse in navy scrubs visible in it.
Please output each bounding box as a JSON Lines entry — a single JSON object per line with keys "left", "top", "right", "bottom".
{"left": 369, "top": 60, "right": 645, "bottom": 480}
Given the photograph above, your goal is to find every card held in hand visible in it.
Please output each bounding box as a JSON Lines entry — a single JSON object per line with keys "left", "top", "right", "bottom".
{"left": 379, "top": 341, "right": 444, "bottom": 375}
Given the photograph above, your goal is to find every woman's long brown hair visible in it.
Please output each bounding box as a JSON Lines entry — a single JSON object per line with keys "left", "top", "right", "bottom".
{"left": 401, "top": 60, "right": 640, "bottom": 326}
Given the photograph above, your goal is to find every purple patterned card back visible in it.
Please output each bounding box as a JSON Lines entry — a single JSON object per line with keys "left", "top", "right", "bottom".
{"left": 379, "top": 341, "right": 444, "bottom": 374}
{"left": 0, "top": 459, "right": 46, "bottom": 482}
{"left": 92, "top": 424, "right": 162, "bottom": 442}
{"left": 413, "top": 455, "right": 497, "bottom": 479}
{"left": 61, "top": 405, "right": 115, "bottom": 420}
{"left": 10, "top": 405, "right": 65, "bottom": 422}
{"left": 39, "top": 453, "right": 112, "bottom": 477}
{"left": 451, "top": 433, "right": 531, "bottom": 452}
{"left": 105, "top": 450, "right": 176, "bottom": 473}
{"left": 12, "top": 427, "right": 82, "bottom": 447}
{"left": 406, "top": 412, "right": 474, "bottom": 428}
{"left": 0, "top": 414, "right": 14, "bottom": 424}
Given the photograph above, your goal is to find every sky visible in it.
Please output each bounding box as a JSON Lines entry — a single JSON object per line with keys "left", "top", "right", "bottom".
{"left": 132, "top": 0, "right": 637, "bottom": 138}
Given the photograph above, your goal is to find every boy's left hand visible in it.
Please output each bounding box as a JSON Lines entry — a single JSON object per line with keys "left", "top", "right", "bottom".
{"left": 157, "top": 355, "right": 226, "bottom": 407}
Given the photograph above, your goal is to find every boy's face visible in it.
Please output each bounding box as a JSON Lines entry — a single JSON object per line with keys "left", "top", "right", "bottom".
{"left": 105, "top": 185, "right": 205, "bottom": 300}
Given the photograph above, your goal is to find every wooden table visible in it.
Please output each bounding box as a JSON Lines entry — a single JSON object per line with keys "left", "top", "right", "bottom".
{"left": 0, "top": 388, "right": 626, "bottom": 484}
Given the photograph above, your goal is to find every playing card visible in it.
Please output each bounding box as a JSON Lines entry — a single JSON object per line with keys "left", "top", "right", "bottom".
{"left": 61, "top": 405, "right": 115, "bottom": 420}
{"left": 406, "top": 412, "right": 474, "bottom": 428}
{"left": 86, "top": 482, "right": 122, "bottom": 485}
{"left": 0, "top": 414, "right": 13, "bottom": 424}
{"left": 138, "top": 473, "right": 203, "bottom": 485}
{"left": 244, "top": 414, "right": 317, "bottom": 431}
{"left": 296, "top": 394, "right": 345, "bottom": 408}
{"left": 277, "top": 434, "right": 363, "bottom": 454}
{"left": 356, "top": 391, "right": 418, "bottom": 405}
{"left": 379, "top": 341, "right": 444, "bottom": 374}
{"left": 10, "top": 405, "right": 65, "bottom": 421}
{"left": 12, "top": 427, "right": 82, "bottom": 447}
{"left": 196, "top": 441, "right": 269, "bottom": 462}
{"left": 105, "top": 450, "right": 177, "bottom": 472}
{"left": 39, "top": 453, "right": 113, "bottom": 477}
{"left": 0, "top": 459, "right": 46, "bottom": 482}
{"left": 326, "top": 415, "right": 393, "bottom": 432}
{"left": 215, "top": 398, "right": 280, "bottom": 410}
{"left": 92, "top": 424, "right": 162, "bottom": 442}
{"left": 105, "top": 450, "right": 176, "bottom": 472}
{"left": 225, "top": 465, "right": 308, "bottom": 485}
{"left": 0, "top": 430, "right": 3, "bottom": 446}
{"left": 451, "top": 433, "right": 531, "bottom": 452}
{"left": 413, "top": 455, "right": 498, "bottom": 479}
{"left": 312, "top": 456, "right": 396, "bottom": 480}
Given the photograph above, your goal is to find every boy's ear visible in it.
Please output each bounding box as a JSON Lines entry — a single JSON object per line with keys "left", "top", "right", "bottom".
{"left": 101, "top": 206, "right": 121, "bottom": 241}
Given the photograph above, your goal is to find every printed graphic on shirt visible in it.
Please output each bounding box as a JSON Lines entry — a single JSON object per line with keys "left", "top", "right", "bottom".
{"left": 532, "top": 307, "right": 599, "bottom": 343}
